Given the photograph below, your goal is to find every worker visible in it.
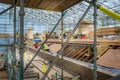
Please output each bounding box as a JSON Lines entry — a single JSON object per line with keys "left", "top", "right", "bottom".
{"left": 74, "top": 34, "right": 78, "bottom": 39}
{"left": 71, "top": 36, "right": 74, "bottom": 40}
{"left": 17, "top": 61, "right": 20, "bottom": 67}
{"left": 63, "top": 32, "right": 67, "bottom": 39}
{"left": 30, "top": 54, "right": 33, "bottom": 60}
{"left": 42, "top": 63, "right": 47, "bottom": 73}
{"left": 45, "top": 31, "right": 50, "bottom": 39}
{"left": 53, "top": 32, "right": 57, "bottom": 39}
{"left": 39, "top": 34, "right": 44, "bottom": 41}
{"left": 34, "top": 43, "right": 38, "bottom": 49}
{"left": 24, "top": 51, "right": 27, "bottom": 58}
{"left": 43, "top": 44, "right": 49, "bottom": 51}
{"left": 16, "top": 32, "right": 19, "bottom": 43}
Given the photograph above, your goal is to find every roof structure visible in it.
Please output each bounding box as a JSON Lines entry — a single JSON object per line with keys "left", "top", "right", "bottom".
{"left": 97, "top": 49, "right": 120, "bottom": 69}
{"left": 0, "top": 0, "right": 82, "bottom": 12}
{"left": 0, "top": 0, "right": 120, "bottom": 34}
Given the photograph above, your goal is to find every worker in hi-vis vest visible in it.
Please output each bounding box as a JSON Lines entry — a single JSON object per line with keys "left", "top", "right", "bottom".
{"left": 42, "top": 64, "right": 47, "bottom": 73}
{"left": 43, "top": 44, "right": 49, "bottom": 51}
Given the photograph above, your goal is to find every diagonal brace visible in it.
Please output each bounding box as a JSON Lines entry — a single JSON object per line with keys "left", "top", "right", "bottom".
{"left": 24, "top": 11, "right": 67, "bottom": 72}
{"left": 41, "top": 3, "right": 93, "bottom": 80}
{"left": 0, "top": 5, "right": 13, "bottom": 15}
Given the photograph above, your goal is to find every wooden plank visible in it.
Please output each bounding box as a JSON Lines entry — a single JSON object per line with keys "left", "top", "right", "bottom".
{"left": 88, "top": 57, "right": 94, "bottom": 63}
{"left": 16, "top": 0, "right": 31, "bottom": 7}
{"left": 0, "top": 72, "right": 8, "bottom": 76}
{"left": 51, "top": 75, "right": 57, "bottom": 80}
{"left": 24, "top": 0, "right": 31, "bottom": 7}
{"left": 64, "top": 46, "right": 75, "bottom": 55}
{"left": 49, "top": 44, "right": 61, "bottom": 52}
{"left": 70, "top": 47, "right": 82, "bottom": 58}
{"left": 75, "top": 48, "right": 88, "bottom": 60}
{"left": 45, "top": 0, "right": 61, "bottom": 10}
{"left": 97, "top": 27, "right": 120, "bottom": 36}
{"left": 16, "top": 0, "right": 19, "bottom": 6}
{"left": 71, "top": 47, "right": 85, "bottom": 58}
{"left": 74, "top": 47, "right": 87, "bottom": 59}
{"left": 55, "top": 0, "right": 81, "bottom": 11}
{"left": 97, "top": 49, "right": 120, "bottom": 69}
{"left": 79, "top": 55, "right": 86, "bottom": 61}
{"left": 66, "top": 47, "right": 78, "bottom": 57}
{"left": 38, "top": 0, "right": 56, "bottom": 10}
{"left": 49, "top": 0, "right": 66, "bottom": 11}
{"left": 0, "top": 34, "right": 18, "bottom": 38}
{"left": 52, "top": 0, "right": 67, "bottom": 11}
{"left": 84, "top": 48, "right": 92, "bottom": 57}
{"left": 28, "top": 0, "right": 42, "bottom": 8}
{"left": 0, "top": 71, "right": 8, "bottom": 80}
{"left": 47, "top": 39, "right": 120, "bottom": 45}
{"left": 63, "top": 46, "right": 70, "bottom": 55}
{"left": 0, "top": 0, "right": 82, "bottom": 11}
{"left": 77, "top": 49, "right": 89, "bottom": 60}
{"left": 97, "top": 45, "right": 109, "bottom": 58}
{"left": 83, "top": 54, "right": 93, "bottom": 62}
{"left": 69, "top": 47, "right": 81, "bottom": 57}
{"left": 0, "top": 0, "right": 13, "bottom": 4}
{"left": 64, "top": 46, "right": 73, "bottom": 54}
{"left": 28, "top": 47, "right": 114, "bottom": 80}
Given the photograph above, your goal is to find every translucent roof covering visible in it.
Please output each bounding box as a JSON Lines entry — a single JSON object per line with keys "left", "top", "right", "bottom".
{"left": 0, "top": 0, "right": 120, "bottom": 34}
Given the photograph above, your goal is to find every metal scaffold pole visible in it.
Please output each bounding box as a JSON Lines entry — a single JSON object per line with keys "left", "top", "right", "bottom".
{"left": 13, "top": 0, "right": 17, "bottom": 79}
{"left": 61, "top": 12, "right": 64, "bottom": 80}
{"left": 14, "top": 0, "right": 17, "bottom": 65}
{"left": 19, "top": 0, "right": 25, "bottom": 80}
{"left": 24, "top": 11, "right": 67, "bottom": 72}
{"left": 41, "top": 3, "right": 92, "bottom": 80}
{"left": 93, "top": 0, "right": 98, "bottom": 80}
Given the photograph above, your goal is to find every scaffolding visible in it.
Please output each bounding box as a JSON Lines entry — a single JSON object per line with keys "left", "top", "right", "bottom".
{"left": 0, "top": 0, "right": 120, "bottom": 80}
